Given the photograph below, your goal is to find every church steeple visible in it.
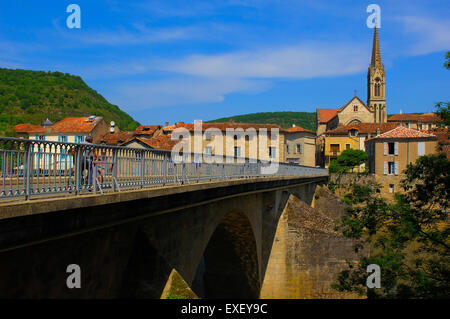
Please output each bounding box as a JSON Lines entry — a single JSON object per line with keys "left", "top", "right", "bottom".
{"left": 370, "top": 26, "right": 382, "bottom": 67}
{"left": 367, "top": 26, "right": 387, "bottom": 123}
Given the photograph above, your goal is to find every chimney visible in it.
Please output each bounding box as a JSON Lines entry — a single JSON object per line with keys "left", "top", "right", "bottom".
{"left": 400, "top": 109, "right": 403, "bottom": 114}
{"left": 165, "top": 122, "right": 169, "bottom": 127}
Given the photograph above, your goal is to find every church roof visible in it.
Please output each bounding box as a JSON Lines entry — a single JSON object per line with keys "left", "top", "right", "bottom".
{"left": 317, "top": 109, "right": 338, "bottom": 124}
{"left": 338, "top": 95, "right": 368, "bottom": 113}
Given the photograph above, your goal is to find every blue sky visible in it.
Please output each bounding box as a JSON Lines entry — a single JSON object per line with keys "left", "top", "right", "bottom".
{"left": 0, "top": 0, "right": 449, "bottom": 126}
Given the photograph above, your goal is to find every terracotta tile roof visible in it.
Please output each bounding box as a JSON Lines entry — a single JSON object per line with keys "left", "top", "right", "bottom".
{"left": 14, "top": 117, "right": 103, "bottom": 134}
{"left": 101, "top": 131, "right": 135, "bottom": 145}
{"left": 134, "top": 125, "right": 161, "bottom": 136}
{"left": 285, "top": 125, "right": 315, "bottom": 134}
{"left": 126, "top": 135, "right": 178, "bottom": 151}
{"left": 14, "top": 123, "right": 48, "bottom": 134}
{"left": 317, "top": 109, "right": 338, "bottom": 124}
{"left": 388, "top": 113, "right": 441, "bottom": 123}
{"left": 163, "top": 121, "right": 282, "bottom": 132}
{"left": 369, "top": 126, "right": 437, "bottom": 140}
{"left": 101, "top": 125, "right": 161, "bottom": 145}
{"left": 326, "top": 122, "right": 400, "bottom": 135}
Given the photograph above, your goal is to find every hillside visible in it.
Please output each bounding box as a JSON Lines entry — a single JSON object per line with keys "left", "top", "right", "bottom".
{"left": 0, "top": 68, "right": 140, "bottom": 136}
{"left": 208, "top": 111, "right": 316, "bottom": 131}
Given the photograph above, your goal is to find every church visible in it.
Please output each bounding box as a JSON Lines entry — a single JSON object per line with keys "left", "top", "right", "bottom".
{"left": 316, "top": 26, "right": 387, "bottom": 136}
{"left": 316, "top": 26, "right": 391, "bottom": 167}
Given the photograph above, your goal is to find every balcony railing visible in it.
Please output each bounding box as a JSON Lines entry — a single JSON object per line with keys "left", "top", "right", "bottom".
{"left": 0, "top": 137, "right": 328, "bottom": 200}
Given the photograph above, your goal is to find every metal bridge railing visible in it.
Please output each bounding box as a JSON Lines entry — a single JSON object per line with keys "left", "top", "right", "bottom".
{"left": 0, "top": 137, "right": 328, "bottom": 200}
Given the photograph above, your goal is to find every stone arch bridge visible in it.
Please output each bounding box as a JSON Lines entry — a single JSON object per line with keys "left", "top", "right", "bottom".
{"left": 0, "top": 175, "right": 359, "bottom": 299}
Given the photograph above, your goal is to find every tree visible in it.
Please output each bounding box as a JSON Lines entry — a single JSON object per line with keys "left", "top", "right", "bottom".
{"left": 329, "top": 149, "right": 368, "bottom": 174}
{"left": 332, "top": 53, "right": 450, "bottom": 298}
{"left": 436, "top": 52, "right": 450, "bottom": 127}
{"left": 332, "top": 154, "right": 449, "bottom": 298}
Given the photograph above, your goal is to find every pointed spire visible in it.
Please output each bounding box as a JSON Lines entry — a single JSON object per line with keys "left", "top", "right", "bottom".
{"left": 370, "top": 25, "right": 382, "bottom": 67}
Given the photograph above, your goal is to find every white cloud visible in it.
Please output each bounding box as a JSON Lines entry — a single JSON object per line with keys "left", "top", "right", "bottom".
{"left": 93, "top": 40, "right": 370, "bottom": 109}
{"left": 107, "top": 77, "right": 271, "bottom": 110}
{"left": 160, "top": 42, "right": 369, "bottom": 79}
{"left": 395, "top": 15, "right": 450, "bottom": 56}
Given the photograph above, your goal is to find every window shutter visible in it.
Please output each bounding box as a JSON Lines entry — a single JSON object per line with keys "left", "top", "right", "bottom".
{"left": 394, "top": 162, "right": 399, "bottom": 175}
{"left": 383, "top": 161, "right": 387, "bottom": 175}
{"left": 418, "top": 142, "right": 425, "bottom": 156}
{"left": 394, "top": 142, "right": 398, "bottom": 155}
{"left": 58, "top": 136, "right": 61, "bottom": 142}
{"left": 383, "top": 142, "right": 387, "bottom": 155}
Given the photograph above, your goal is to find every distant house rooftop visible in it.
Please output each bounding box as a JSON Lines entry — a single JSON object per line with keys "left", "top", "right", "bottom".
{"left": 367, "top": 126, "right": 437, "bottom": 140}
{"left": 387, "top": 113, "right": 441, "bottom": 123}
{"left": 15, "top": 116, "right": 103, "bottom": 134}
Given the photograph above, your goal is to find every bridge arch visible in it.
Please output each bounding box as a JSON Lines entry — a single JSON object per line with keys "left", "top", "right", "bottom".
{"left": 192, "top": 210, "right": 260, "bottom": 298}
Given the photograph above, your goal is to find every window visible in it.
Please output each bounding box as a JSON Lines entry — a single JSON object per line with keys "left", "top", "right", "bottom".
{"left": 388, "top": 162, "right": 395, "bottom": 175}
{"left": 204, "top": 146, "right": 212, "bottom": 155}
{"left": 388, "top": 142, "right": 395, "bottom": 155}
{"left": 205, "top": 133, "right": 211, "bottom": 141}
{"left": 269, "top": 147, "right": 276, "bottom": 159}
{"left": 234, "top": 146, "right": 241, "bottom": 157}
{"left": 349, "top": 129, "right": 358, "bottom": 137}
{"left": 58, "top": 135, "right": 67, "bottom": 143}
{"left": 384, "top": 142, "right": 398, "bottom": 155}
{"left": 354, "top": 105, "right": 358, "bottom": 112}
{"left": 428, "top": 124, "right": 432, "bottom": 130}
{"left": 384, "top": 161, "right": 398, "bottom": 175}
{"left": 233, "top": 135, "right": 238, "bottom": 140}
{"left": 296, "top": 144, "right": 302, "bottom": 154}
{"left": 286, "top": 144, "right": 290, "bottom": 154}
{"left": 419, "top": 124, "right": 423, "bottom": 130}
{"left": 345, "top": 143, "right": 351, "bottom": 150}
{"left": 389, "top": 184, "right": 395, "bottom": 193}
{"left": 38, "top": 135, "right": 45, "bottom": 141}
{"left": 75, "top": 135, "right": 84, "bottom": 143}
{"left": 330, "top": 144, "right": 340, "bottom": 155}
{"left": 405, "top": 122, "right": 409, "bottom": 128}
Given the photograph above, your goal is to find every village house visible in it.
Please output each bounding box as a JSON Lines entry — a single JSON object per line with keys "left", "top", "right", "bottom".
{"left": 284, "top": 125, "right": 316, "bottom": 166}
{"left": 365, "top": 126, "right": 438, "bottom": 194}
{"left": 387, "top": 113, "right": 445, "bottom": 131}
{"left": 321, "top": 122, "right": 400, "bottom": 168}
{"left": 14, "top": 116, "right": 108, "bottom": 144}
{"left": 161, "top": 120, "right": 286, "bottom": 163}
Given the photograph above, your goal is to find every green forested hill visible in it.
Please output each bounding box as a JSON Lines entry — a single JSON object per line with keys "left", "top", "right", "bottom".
{"left": 0, "top": 68, "right": 140, "bottom": 135}
{"left": 208, "top": 111, "right": 316, "bottom": 131}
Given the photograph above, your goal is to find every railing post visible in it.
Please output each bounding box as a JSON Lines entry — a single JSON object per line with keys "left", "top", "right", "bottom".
{"left": 24, "top": 142, "right": 32, "bottom": 200}
{"left": 75, "top": 146, "right": 81, "bottom": 195}
{"left": 140, "top": 151, "right": 145, "bottom": 188}
{"left": 182, "top": 162, "right": 185, "bottom": 184}
{"left": 112, "top": 149, "right": 118, "bottom": 192}
{"left": 163, "top": 153, "right": 167, "bottom": 185}
{"left": 92, "top": 159, "right": 97, "bottom": 194}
